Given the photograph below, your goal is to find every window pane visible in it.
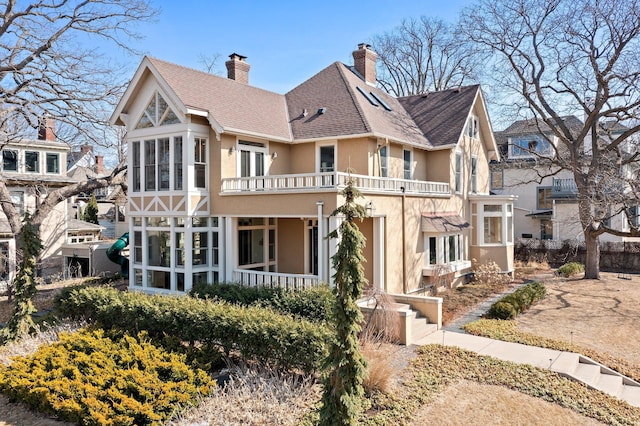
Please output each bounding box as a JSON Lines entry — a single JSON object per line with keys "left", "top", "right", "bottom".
{"left": 147, "top": 270, "right": 171, "bottom": 289}
{"left": 133, "top": 269, "right": 143, "bottom": 286}
{"left": 133, "top": 231, "right": 142, "bottom": 264}
{"left": 239, "top": 229, "right": 264, "bottom": 265}
{"left": 448, "top": 235, "right": 456, "bottom": 262}
{"left": 380, "top": 146, "right": 388, "bottom": 177}
{"left": 46, "top": 153, "right": 59, "bottom": 174}
{"left": 212, "top": 232, "right": 219, "bottom": 266}
{"left": 158, "top": 138, "right": 170, "bottom": 190}
{"left": 403, "top": 150, "right": 411, "bottom": 179}
{"left": 25, "top": 151, "right": 39, "bottom": 172}
{"left": 484, "top": 205, "right": 502, "bottom": 213}
{"left": 174, "top": 136, "right": 183, "bottom": 190}
{"left": 193, "top": 272, "right": 208, "bottom": 286}
{"left": 484, "top": 217, "right": 503, "bottom": 244}
{"left": 145, "top": 140, "right": 156, "bottom": 191}
{"left": 192, "top": 232, "right": 208, "bottom": 266}
{"left": 147, "top": 231, "right": 170, "bottom": 267}
{"left": 176, "top": 232, "right": 185, "bottom": 266}
{"left": 176, "top": 272, "right": 185, "bottom": 292}
{"left": 10, "top": 191, "right": 24, "bottom": 214}
{"left": 320, "top": 146, "right": 335, "bottom": 172}
{"left": 429, "top": 237, "right": 437, "bottom": 265}
{"left": 132, "top": 142, "right": 141, "bottom": 191}
{"left": 2, "top": 150, "right": 17, "bottom": 172}
{"left": 455, "top": 153, "right": 462, "bottom": 192}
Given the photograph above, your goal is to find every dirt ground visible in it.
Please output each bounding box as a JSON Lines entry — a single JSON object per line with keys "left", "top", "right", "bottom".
{"left": 516, "top": 272, "right": 640, "bottom": 367}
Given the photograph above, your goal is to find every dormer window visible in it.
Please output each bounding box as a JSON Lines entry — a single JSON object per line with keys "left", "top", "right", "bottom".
{"left": 2, "top": 150, "right": 17, "bottom": 172}
{"left": 135, "top": 92, "right": 180, "bottom": 129}
{"left": 25, "top": 151, "right": 39, "bottom": 173}
{"left": 510, "top": 135, "right": 552, "bottom": 158}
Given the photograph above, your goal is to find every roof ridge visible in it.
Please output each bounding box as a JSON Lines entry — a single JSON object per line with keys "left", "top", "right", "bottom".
{"left": 334, "top": 63, "right": 372, "bottom": 134}
{"left": 146, "top": 56, "right": 287, "bottom": 97}
{"left": 396, "top": 83, "right": 481, "bottom": 100}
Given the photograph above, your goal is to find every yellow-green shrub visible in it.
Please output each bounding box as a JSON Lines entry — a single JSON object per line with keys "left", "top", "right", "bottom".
{"left": 54, "top": 286, "right": 331, "bottom": 373}
{"left": 0, "top": 328, "right": 213, "bottom": 425}
{"left": 557, "top": 262, "right": 585, "bottom": 277}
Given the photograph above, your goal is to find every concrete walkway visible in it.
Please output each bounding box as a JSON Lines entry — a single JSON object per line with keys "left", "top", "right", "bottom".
{"left": 414, "top": 323, "right": 640, "bottom": 408}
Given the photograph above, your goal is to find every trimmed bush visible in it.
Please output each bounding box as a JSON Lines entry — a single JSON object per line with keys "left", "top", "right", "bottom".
{"left": 0, "top": 329, "right": 213, "bottom": 425}
{"left": 486, "top": 282, "right": 546, "bottom": 320}
{"left": 189, "top": 282, "right": 335, "bottom": 324}
{"left": 556, "top": 262, "right": 585, "bottom": 277}
{"left": 54, "top": 287, "right": 331, "bottom": 373}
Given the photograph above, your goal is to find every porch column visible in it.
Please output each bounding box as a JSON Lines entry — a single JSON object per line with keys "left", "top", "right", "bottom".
{"left": 316, "top": 201, "right": 325, "bottom": 283}
{"left": 328, "top": 216, "right": 343, "bottom": 287}
{"left": 224, "top": 217, "right": 235, "bottom": 282}
{"left": 373, "top": 216, "right": 385, "bottom": 291}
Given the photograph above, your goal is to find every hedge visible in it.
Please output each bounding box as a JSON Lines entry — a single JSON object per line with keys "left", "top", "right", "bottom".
{"left": 0, "top": 329, "right": 213, "bottom": 425}
{"left": 54, "top": 287, "right": 330, "bottom": 373}
{"left": 486, "top": 281, "right": 546, "bottom": 320}
{"left": 189, "top": 282, "right": 335, "bottom": 324}
{"left": 557, "top": 262, "right": 585, "bottom": 277}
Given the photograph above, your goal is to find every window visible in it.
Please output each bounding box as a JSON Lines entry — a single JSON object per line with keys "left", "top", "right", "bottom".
{"left": 158, "top": 138, "right": 170, "bottom": 190}
{"left": 425, "top": 234, "right": 465, "bottom": 266}
{"left": 25, "top": 151, "right": 39, "bottom": 173}
{"left": 403, "top": 149, "right": 412, "bottom": 180}
{"left": 237, "top": 217, "right": 276, "bottom": 271}
{"left": 147, "top": 231, "right": 170, "bottom": 267}
{"left": 455, "top": 152, "right": 462, "bottom": 193}
{"left": 379, "top": 145, "right": 388, "bottom": 177}
{"left": 466, "top": 116, "right": 479, "bottom": 139}
{"left": 144, "top": 139, "right": 156, "bottom": 191}
{"left": 135, "top": 92, "right": 180, "bottom": 129}
{"left": 537, "top": 187, "right": 553, "bottom": 209}
{"left": 0, "top": 241, "right": 9, "bottom": 281}
{"left": 428, "top": 237, "right": 437, "bottom": 265}
{"left": 194, "top": 137, "right": 207, "bottom": 188}
{"left": 510, "top": 135, "right": 552, "bottom": 157}
{"left": 478, "top": 203, "right": 513, "bottom": 245}
{"left": 471, "top": 156, "right": 478, "bottom": 193}
{"left": 10, "top": 191, "right": 24, "bottom": 214}
{"left": 174, "top": 136, "right": 183, "bottom": 190}
{"left": 133, "top": 231, "right": 142, "bottom": 264}
{"left": 319, "top": 145, "right": 335, "bottom": 173}
{"left": 147, "top": 270, "right": 171, "bottom": 289}
{"left": 540, "top": 219, "right": 553, "bottom": 240}
{"left": 483, "top": 205, "right": 503, "bottom": 244}
{"left": 490, "top": 169, "right": 504, "bottom": 190}
{"left": 2, "top": 150, "right": 17, "bottom": 171}
{"left": 237, "top": 141, "right": 266, "bottom": 189}
{"left": 626, "top": 206, "right": 640, "bottom": 228}
{"left": 192, "top": 232, "right": 208, "bottom": 265}
{"left": 46, "top": 153, "right": 59, "bottom": 174}
{"left": 132, "top": 141, "right": 141, "bottom": 192}
{"left": 175, "top": 232, "right": 185, "bottom": 266}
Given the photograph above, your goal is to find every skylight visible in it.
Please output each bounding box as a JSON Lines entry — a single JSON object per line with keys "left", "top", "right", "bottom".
{"left": 356, "top": 86, "right": 379, "bottom": 107}
{"left": 370, "top": 91, "right": 392, "bottom": 111}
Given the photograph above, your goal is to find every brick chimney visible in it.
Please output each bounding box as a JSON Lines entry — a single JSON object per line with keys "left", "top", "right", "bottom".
{"left": 95, "top": 155, "right": 105, "bottom": 174}
{"left": 38, "top": 116, "right": 56, "bottom": 141}
{"left": 352, "top": 43, "right": 377, "bottom": 85}
{"left": 225, "top": 53, "right": 250, "bottom": 84}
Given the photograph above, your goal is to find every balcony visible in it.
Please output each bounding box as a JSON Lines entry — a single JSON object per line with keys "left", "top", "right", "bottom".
{"left": 552, "top": 178, "right": 578, "bottom": 198}
{"left": 232, "top": 269, "right": 321, "bottom": 291}
{"left": 221, "top": 172, "right": 450, "bottom": 196}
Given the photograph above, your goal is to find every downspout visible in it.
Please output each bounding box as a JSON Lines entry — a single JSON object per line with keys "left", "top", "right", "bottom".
{"left": 401, "top": 186, "right": 407, "bottom": 294}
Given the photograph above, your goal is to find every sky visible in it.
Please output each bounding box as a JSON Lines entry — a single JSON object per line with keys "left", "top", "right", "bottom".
{"left": 115, "top": 0, "right": 474, "bottom": 94}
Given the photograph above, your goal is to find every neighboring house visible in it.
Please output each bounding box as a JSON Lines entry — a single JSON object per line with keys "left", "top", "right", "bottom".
{"left": 61, "top": 218, "right": 120, "bottom": 279}
{"left": 110, "top": 44, "right": 516, "bottom": 296}
{"left": 0, "top": 118, "right": 76, "bottom": 284}
{"left": 491, "top": 117, "right": 638, "bottom": 242}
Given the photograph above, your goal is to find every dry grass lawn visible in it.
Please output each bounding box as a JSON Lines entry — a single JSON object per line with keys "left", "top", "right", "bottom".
{"left": 412, "top": 380, "right": 606, "bottom": 426}
{"left": 516, "top": 272, "right": 640, "bottom": 366}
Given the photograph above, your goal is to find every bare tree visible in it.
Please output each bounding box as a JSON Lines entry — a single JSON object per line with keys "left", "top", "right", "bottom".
{"left": 460, "top": 0, "right": 640, "bottom": 279}
{"left": 0, "top": 0, "right": 156, "bottom": 304}
{"left": 371, "top": 17, "right": 480, "bottom": 96}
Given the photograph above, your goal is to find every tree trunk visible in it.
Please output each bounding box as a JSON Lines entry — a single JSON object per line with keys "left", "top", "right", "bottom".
{"left": 584, "top": 230, "right": 600, "bottom": 279}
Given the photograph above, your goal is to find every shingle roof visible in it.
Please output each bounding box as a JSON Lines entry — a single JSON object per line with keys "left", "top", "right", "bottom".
{"left": 497, "top": 116, "right": 584, "bottom": 138}
{"left": 143, "top": 57, "right": 482, "bottom": 149}
{"left": 398, "top": 85, "right": 481, "bottom": 148}
{"left": 67, "top": 218, "right": 104, "bottom": 232}
{"left": 148, "top": 57, "right": 292, "bottom": 141}
{"left": 286, "top": 63, "right": 429, "bottom": 146}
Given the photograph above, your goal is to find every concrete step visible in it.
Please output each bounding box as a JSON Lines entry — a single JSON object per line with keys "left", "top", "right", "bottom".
{"left": 620, "top": 385, "right": 640, "bottom": 407}
{"left": 411, "top": 315, "right": 438, "bottom": 341}
{"left": 594, "top": 373, "right": 623, "bottom": 396}
{"left": 551, "top": 352, "right": 579, "bottom": 374}
{"left": 573, "top": 363, "right": 601, "bottom": 384}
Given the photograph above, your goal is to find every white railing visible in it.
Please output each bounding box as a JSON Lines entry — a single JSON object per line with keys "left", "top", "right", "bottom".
{"left": 552, "top": 178, "right": 578, "bottom": 195}
{"left": 221, "top": 172, "right": 450, "bottom": 196}
{"left": 232, "top": 269, "right": 321, "bottom": 291}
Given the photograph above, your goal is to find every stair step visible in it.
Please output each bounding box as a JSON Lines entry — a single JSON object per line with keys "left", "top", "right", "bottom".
{"left": 411, "top": 316, "right": 437, "bottom": 341}
{"left": 620, "top": 385, "right": 640, "bottom": 407}
{"left": 551, "top": 352, "right": 579, "bottom": 374}
{"left": 594, "top": 373, "right": 623, "bottom": 395}
{"left": 573, "top": 363, "right": 601, "bottom": 385}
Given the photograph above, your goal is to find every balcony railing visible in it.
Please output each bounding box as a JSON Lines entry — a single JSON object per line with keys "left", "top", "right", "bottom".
{"left": 552, "top": 178, "right": 578, "bottom": 198}
{"left": 232, "top": 269, "right": 321, "bottom": 291}
{"left": 221, "top": 172, "right": 450, "bottom": 196}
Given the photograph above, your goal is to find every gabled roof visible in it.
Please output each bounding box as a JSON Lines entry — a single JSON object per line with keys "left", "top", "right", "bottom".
{"left": 145, "top": 57, "right": 292, "bottom": 141}
{"left": 398, "top": 85, "right": 482, "bottom": 148}
{"left": 114, "top": 56, "right": 493, "bottom": 151}
{"left": 498, "top": 116, "right": 584, "bottom": 138}
{"left": 67, "top": 218, "right": 104, "bottom": 232}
